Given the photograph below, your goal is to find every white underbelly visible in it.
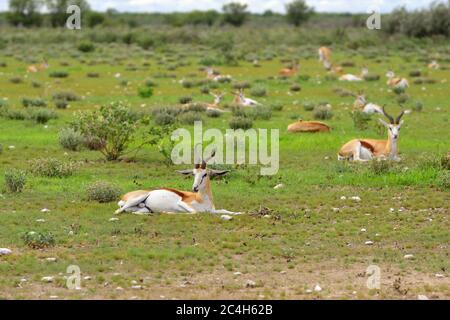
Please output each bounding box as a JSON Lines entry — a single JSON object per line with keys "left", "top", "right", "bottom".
{"left": 359, "top": 146, "right": 373, "bottom": 160}
{"left": 340, "top": 75, "right": 362, "bottom": 81}
{"left": 363, "top": 103, "right": 382, "bottom": 114}
{"left": 145, "top": 190, "right": 187, "bottom": 213}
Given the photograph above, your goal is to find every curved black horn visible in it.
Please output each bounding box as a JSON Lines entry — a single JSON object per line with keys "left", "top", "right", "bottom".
{"left": 396, "top": 110, "right": 405, "bottom": 124}
{"left": 382, "top": 105, "right": 395, "bottom": 124}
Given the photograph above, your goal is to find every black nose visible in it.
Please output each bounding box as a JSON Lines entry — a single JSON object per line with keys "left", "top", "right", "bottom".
{"left": 193, "top": 187, "right": 199, "bottom": 192}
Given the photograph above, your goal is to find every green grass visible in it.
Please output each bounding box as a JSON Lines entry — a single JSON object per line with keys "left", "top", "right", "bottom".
{"left": 0, "top": 39, "right": 448, "bottom": 300}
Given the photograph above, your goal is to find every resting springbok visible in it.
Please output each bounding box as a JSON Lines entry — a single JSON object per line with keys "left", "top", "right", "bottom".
{"left": 386, "top": 71, "right": 409, "bottom": 89}
{"left": 352, "top": 92, "right": 383, "bottom": 114}
{"left": 206, "top": 92, "right": 228, "bottom": 113}
{"left": 27, "top": 59, "right": 49, "bottom": 73}
{"left": 279, "top": 61, "right": 299, "bottom": 77}
{"left": 205, "top": 67, "right": 232, "bottom": 82}
{"left": 339, "top": 67, "right": 368, "bottom": 82}
{"left": 428, "top": 60, "right": 440, "bottom": 70}
{"left": 287, "top": 120, "right": 330, "bottom": 133}
{"left": 338, "top": 107, "right": 405, "bottom": 162}
{"left": 318, "top": 46, "right": 332, "bottom": 69}
{"left": 233, "top": 89, "right": 260, "bottom": 107}
{"left": 115, "top": 148, "right": 240, "bottom": 215}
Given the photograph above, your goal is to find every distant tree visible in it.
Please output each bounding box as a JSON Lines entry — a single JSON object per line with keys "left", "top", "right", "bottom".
{"left": 285, "top": 0, "right": 314, "bottom": 26}
{"left": 45, "top": 0, "right": 90, "bottom": 27}
{"left": 222, "top": 2, "right": 248, "bottom": 27}
{"left": 87, "top": 12, "right": 105, "bottom": 27}
{"left": 7, "top": 0, "right": 43, "bottom": 27}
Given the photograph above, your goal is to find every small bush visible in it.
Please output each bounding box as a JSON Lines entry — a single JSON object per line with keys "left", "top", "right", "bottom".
{"left": 29, "top": 158, "right": 77, "bottom": 178}
{"left": 396, "top": 93, "right": 410, "bottom": 104}
{"left": 303, "top": 102, "right": 315, "bottom": 111}
{"left": 22, "top": 97, "right": 47, "bottom": 108}
{"left": 297, "top": 75, "right": 310, "bottom": 82}
{"left": 436, "top": 170, "right": 450, "bottom": 190}
{"left": 28, "top": 108, "right": 58, "bottom": 124}
{"left": 409, "top": 70, "right": 421, "bottom": 77}
{"left": 59, "top": 128, "right": 84, "bottom": 151}
{"left": 184, "top": 103, "right": 206, "bottom": 112}
{"left": 441, "top": 151, "right": 450, "bottom": 170}
{"left": 52, "top": 91, "right": 80, "bottom": 102}
{"left": 22, "top": 231, "right": 55, "bottom": 249}
{"left": 206, "top": 109, "right": 222, "bottom": 118}
{"left": 252, "top": 106, "right": 272, "bottom": 120}
{"left": 87, "top": 72, "right": 100, "bottom": 78}
{"left": 154, "top": 112, "right": 176, "bottom": 126}
{"left": 393, "top": 86, "right": 406, "bottom": 95}
{"left": 290, "top": 84, "right": 301, "bottom": 92}
{"left": 341, "top": 61, "right": 355, "bottom": 67}
{"left": 86, "top": 181, "right": 122, "bottom": 203}
{"left": 233, "top": 82, "right": 251, "bottom": 90}
{"left": 363, "top": 74, "right": 380, "bottom": 81}
{"left": 31, "top": 81, "right": 42, "bottom": 88}
{"left": 229, "top": 117, "right": 253, "bottom": 130}
{"left": 49, "top": 71, "right": 69, "bottom": 78}
{"left": 370, "top": 160, "right": 394, "bottom": 175}
{"left": 9, "top": 77, "right": 22, "bottom": 84}
{"left": 179, "top": 96, "right": 193, "bottom": 105}
{"left": 411, "top": 101, "right": 424, "bottom": 112}
{"left": 178, "top": 111, "right": 203, "bottom": 125}
{"left": 270, "top": 102, "right": 283, "bottom": 111}
{"left": 0, "top": 108, "right": 27, "bottom": 120}
{"left": 4, "top": 169, "right": 27, "bottom": 193}
{"left": 145, "top": 79, "right": 156, "bottom": 87}
{"left": 138, "top": 86, "right": 153, "bottom": 98}
{"left": 250, "top": 86, "right": 267, "bottom": 97}
{"left": 313, "top": 106, "right": 333, "bottom": 120}
{"left": 55, "top": 99, "right": 68, "bottom": 109}
{"left": 351, "top": 111, "right": 372, "bottom": 130}
{"left": 78, "top": 42, "right": 95, "bottom": 53}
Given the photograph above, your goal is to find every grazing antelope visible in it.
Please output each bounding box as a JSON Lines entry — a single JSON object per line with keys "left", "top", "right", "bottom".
{"left": 27, "top": 59, "right": 49, "bottom": 73}
{"left": 115, "top": 148, "right": 240, "bottom": 215}
{"left": 287, "top": 120, "right": 330, "bottom": 133}
{"left": 338, "top": 107, "right": 405, "bottom": 162}
{"left": 428, "top": 60, "right": 440, "bottom": 70}
{"left": 205, "top": 67, "right": 232, "bottom": 82}
{"left": 352, "top": 92, "right": 383, "bottom": 114}
{"left": 339, "top": 67, "right": 368, "bottom": 82}
{"left": 233, "top": 89, "right": 260, "bottom": 107}
{"left": 386, "top": 71, "right": 409, "bottom": 89}
{"left": 279, "top": 61, "right": 299, "bottom": 77}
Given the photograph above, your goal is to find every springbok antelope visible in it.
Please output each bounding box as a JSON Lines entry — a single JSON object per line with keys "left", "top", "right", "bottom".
{"left": 205, "top": 67, "right": 232, "bottom": 82}
{"left": 279, "top": 61, "right": 299, "bottom": 77}
{"left": 338, "top": 107, "right": 405, "bottom": 162}
{"left": 318, "top": 46, "right": 332, "bottom": 69}
{"left": 428, "top": 60, "right": 440, "bottom": 70}
{"left": 233, "top": 89, "right": 260, "bottom": 107}
{"left": 115, "top": 148, "right": 240, "bottom": 215}
{"left": 287, "top": 120, "right": 330, "bottom": 133}
{"left": 27, "top": 59, "right": 49, "bottom": 73}
{"left": 339, "top": 67, "right": 368, "bottom": 82}
{"left": 323, "top": 59, "right": 344, "bottom": 74}
{"left": 352, "top": 92, "right": 383, "bottom": 114}
{"left": 205, "top": 92, "right": 228, "bottom": 113}
{"left": 386, "top": 71, "right": 409, "bottom": 89}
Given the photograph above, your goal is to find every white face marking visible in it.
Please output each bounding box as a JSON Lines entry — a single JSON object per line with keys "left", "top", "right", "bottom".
{"left": 357, "top": 95, "right": 367, "bottom": 105}
{"left": 388, "top": 124, "right": 401, "bottom": 140}
{"left": 192, "top": 168, "right": 208, "bottom": 192}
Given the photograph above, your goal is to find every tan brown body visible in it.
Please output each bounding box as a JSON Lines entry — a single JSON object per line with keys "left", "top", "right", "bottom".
{"left": 318, "top": 46, "right": 332, "bottom": 62}
{"left": 279, "top": 64, "right": 299, "bottom": 77}
{"left": 27, "top": 62, "right": 48, "bottom": 73}
{"left": 338, "top": 138, "right": 393, "bottom": 159}
{"left": 288, "top": 120, "right": 330, "bottom": 133}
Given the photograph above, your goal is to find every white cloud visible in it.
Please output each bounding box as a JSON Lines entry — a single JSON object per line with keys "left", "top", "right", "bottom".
{"left": 0, "top": 0, "right": 438, "bottom": 13}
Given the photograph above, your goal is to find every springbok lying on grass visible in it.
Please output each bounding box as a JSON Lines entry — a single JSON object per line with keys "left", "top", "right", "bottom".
{"left": 338, "top": 107, "right": 405, "bottom": 162}
{"left": 205, "top": 67, "right": 232, "bottom": 82}
{"left": 287, "top": 120, "right": 330, "bottom": 133}
{"left": 386, "top": 71, "right": 409, "bottom": 89}
{"left": 233, "top": 89, "right": 260, "bottom": 107}
{"left": 206, "top": 92, "right": 227, "bottom": 113}
{"left": 352, "top": 92, "right": 383, "bottom": 114}
{"left": 279, "top": 61, "right": 299, "bottom": 77}
{"left": 339, "top": 67, "right": 368, "bottom": 82}
{"left": 115, "top": 148, "right": 240, "bottom": 215}
{"left": 428, "top": 60, "right": 440, "bottom": 70}
{"left": 27, "top": 59, "right": 48, "bottom": 73}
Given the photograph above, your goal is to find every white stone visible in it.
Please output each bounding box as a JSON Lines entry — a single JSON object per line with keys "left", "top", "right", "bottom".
{"left": 84, "top": 276, "right": 92, "bottom": 280}
{"left": 109, "top": 218, "right": 119, "bottom": 222}
{"left": 314, "top": 284, "right": 322, "bottom": 292}
{"left": 351, "top": 196, "right": 361, "bottom": 202}
{"left": 263, "top": 215, "right": 272, "bottom": 219}
{"left": 46, "top": 257, "right": 57, "bottom": 262}
{"left": 221, "top": 215, "right": 233, "bottom": 221}
{"left": 274, "top": 184, "right": 284, "bottom": 190}
{"left": 305, "top": 289, "right": 313, "bottom": 294}
{"left": 41, "top": 208, "right": 50, "bottom": 213}
{"left": 435, "top": 274, "right": 444, "bottom": 278}
{"left": 360, "top": 228, "right": 367, "bottom": 232}
{"left": 233, "top": 272, "right": 242, "bottom": 276}
{"left": 404, "top": 254, "right": 414, "bottom": 260}
{"left": 49, "top": 296, "right": 58, "bottom": 299}
{"left": 41, "top": 276, "right": 54, "bottom": 283}
{"left": 0, "top": 248, "right": 12, "bottom": 255}
{"left": 36, "top": 219, "right": 46, "bottom": 223}
{"left": 116, "top": 287, "right": 124, "bottom": 291}
{"left": 365, "top": 241, "right": 374, "bottom": 245}
{"left": 131, "top": 285, "right": 143, "bottom": 290}
{"left": 332, "top": 208, "right": 340, "bottom": 212}
{"left": 417, "top": 295, "right": 429, "bottom": 300}
{"left": 245, "top": 280, "right": 256, "bottom": 288}
{"left": 340, "top": 196, "right": 346, "bottom": 200}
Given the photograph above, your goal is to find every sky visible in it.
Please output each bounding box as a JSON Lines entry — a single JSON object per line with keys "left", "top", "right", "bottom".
{"left": 0, "top": 0, "right": 440, "bottom": 14}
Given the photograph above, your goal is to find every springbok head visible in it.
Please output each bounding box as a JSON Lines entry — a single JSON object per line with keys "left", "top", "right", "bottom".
{"left": 354, "top": 91, "right": 367, "bottom": 106}
{"left": 379, "top": 106, "right": 405, "bottom": 141}
{"left": 361, "top": 66, "right": 369, "bottom": 77}
{"left": 177, "top": 146, "right": 229, "bottom": 193}
{"left": 386, "top": 70, "right": 395, "bottom": 79}
{"left": 211, "top": 92, "right": 224, "bottom": 104}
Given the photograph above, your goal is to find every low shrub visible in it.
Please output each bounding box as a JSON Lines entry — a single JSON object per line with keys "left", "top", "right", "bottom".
{"left": 411, "top": 101, "right": 424, "bottom": 112}
{"left": 49, "top": 71, "right": 69, "bottom": 78}
{"left": 229, "top": 117, "right": 253, "bottom": 130}
{"left": 436, "top": 170, "right": 450, "bottom": 190}
{"left": 86, "top": 181, "right": 122, "bottom": 203}
{"left": 22, "top": 231, "right": 55, "bottom": 249}
{"left": 363, "top": 74, "right": 380, "bottom": 81}
{"left": 9, "top": 77, "right": 22, "bottom": 84}
{"left": 409, "top": 70, "right": 422, "bottom": 77}
{"left": 179, "top": 96, "right": 193, "bottom": 105}
{"left": 28, "top": 108, "right": 58, "bottom": 124}
{"left": 313, "top": 106, "right": 333, "bottom": 120}
{"left": 55, "top": 100, "right": 69, "bottom": 109}
{"left": 178, "top": 111, "right": 203, "bottom": 125}
{"left": 22, "top": 97, "right": 47, "bottom": 108}
{"left": 59, "top": 128, "right": 84, "bottom": 151}
{"left": 29, "top": 158, "right": 77, "bottom": 178}
{"left": 351, "top": 111, "right": 372, "bottom": 130}
{"left": 87, "top": 72, "right": 100, "bottom": 78}
{"left": 206, "top": 109, "right": 222, "bottom": 118}
{"left": 4, "top": 169, "right": 27, "bottom": 193}
{"left": 138, "top": 86, "right": 153, "bottom": 98}
{"left": 250, "top": 86, "right": 267, "bottom": 97}
{"left": 52, "top": 91, "right": 80, "bottom": 102}
{"left": 303, "top": 102, "right": 315, "bottom": 111}
{"left": 290, "top": 84, "right": 301, "bottom": 92}
{"left": 78, "top": 42, "right": 95, "bottom": 53}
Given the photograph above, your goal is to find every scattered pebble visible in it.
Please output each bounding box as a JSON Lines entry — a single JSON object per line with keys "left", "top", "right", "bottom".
{"left": 435, "top": 274, "right": 444, "bottom": 278}
{"left": 84, "top": 276, "right": 92, "bottom": 280}
{"left": 404, "top": 254, "right": 414, "bottom": 260}
{"left": 41, "top": 208, "right": 50, "bottom": 213}
{"left": 314, "top": 284, "right": 322, "bottom": 292}
{"left": 360, "top": 228, "right": 367, "bottom": 232}
{"left": 233, "top": 272, "right": 242, "bottom": 276}
{"left": 340, "top": 196, "right": 347, "bottom": 200}
{"left": 46, "top": 257, "right": 57, "bottom": 262}
{"left": 365, "top": 241, "right": 374, "bottom": 245}
{"left": 131, "top": 285, "right": 143, "bottom": 290}
{"left": 263, "top": 215, "right": 272, "bottom": 219}
{"left": 389, "top": 208, "right": 395, "bottom": 212}
{"left": 116, "top": 287, "right": 124, "bottom": 291}
{"left": 245, "top": 280, "right": 256, "bottom": 288}
{"left": 351, "top": 196, "right": 361, "bottom": 202}
{"left": 305, "top": 289, "right": 313, "bottom": 294}
{"left": 36, "top": 219, "right": 46, "bottom": 223}
{"left": 8, "top": 146, "right": 15, "bottom": 150}
{"left": 417, "top": 295, "right": 429, "bottom": 300}
{"left": 220, "top": 215, "right": 233, "bottom": 221}
{"left": 0, "top": 248, "right": 12, "bottom": 255}
{"left": 273, "top": 184, "right": 284, "bottom": 190}
{"left": 109, "top": 218, "right": 119, "bottom": 222}
{"left": 332, "top": 208, "right": 340, "bottom": 212}
{"left": 41, "top": 276, "right": 54, "bottom": 283}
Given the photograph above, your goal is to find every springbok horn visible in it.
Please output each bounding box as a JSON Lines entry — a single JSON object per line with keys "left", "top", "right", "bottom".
{"left": 194, "top": 143, "right": 202, "bottom": 168}
{"left": 203, "top": 148, "right": 217, "bottom": 165}
{"left": 396, "top": 110, "right": 405, "bottom": 124}
{"left": 382, "top": 106, "right": 395, "bottom": 124}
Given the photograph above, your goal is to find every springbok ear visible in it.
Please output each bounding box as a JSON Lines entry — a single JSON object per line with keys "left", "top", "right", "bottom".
{"left": 378, "top": 118, "right": 389, "bottom": 128}
{"left": 209, "top": 170, "right": 230, "bottom": 178}
{"left": 177, "top": 169, "right": 194, "bottom": 176}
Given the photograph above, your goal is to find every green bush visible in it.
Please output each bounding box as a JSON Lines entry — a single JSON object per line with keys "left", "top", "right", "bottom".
{"left": 252, "top": 106, "right": 272, "bottom": 120}
{"left": 409, "top": 70, "right": 421, "bottom": 77}
{"left": 178, "top": 111, "right": 203, "bottom": 125}
{"left": 52, "top": 91, "right": 80, "bottom": 101}
{"left": 22, "top": 231, "right": 55, "bottom": 249}
{"left": 55, "top": 99, "right": 69, "bottom": 109}
{"left": 441, "top": 151, "right": 450, "bottom": 170}
{"left": 250, "top": 86, "right": 267, "bottom": 97}
{"left": 206, "top": 109, "right": 222, "bottom": 118}
{"left": 411, "top": 101, "right": 424, "bottom": 112}
{"left": 313, "top": 106, "right": 333, "bottom": 120}
{"left": 9, "top": 77, "right": 22, "bottom": 84}
{"left": 370, "top": 160, "right": 394, "bottom": 175}
{"left": 396, "top": 93, "right": 410, "bottom": 104}
{"left": 229, "top": 117, "right": 253, "bottom": 130}
{"left": 436, "top": 170, "right": 450, "bottom": 190}
{"left": 351, "top": 111, "right": 372, "bottom": 130}
{"left": 4, "top": 169, "right": 27, "bottom": 193}
{"left": 87, "top": 72, "right": 100, "bottom": 78}
{"left": 303, "top": 102, "right": 315, "bottom": 111}
{"left": 138, "top": 86, "right": 153, "bottom": 98}
{"left": 179, "top": 96, "right": 193, "bottom": 104}
{"left": 78, "top": 42, "right": 96, "bottom": 53}
{"left": 29, "top": 158, "right": 77, "bottom": 178}
{"left": 59, "top": 128, "right": 84, "bottom": 151}
{"left": 86, "top": 181, "right": 122, "bottom": 203}
{"left": 28, "top": 108, "right": 58, "bottom": 124}
{"left": 154, "top": 112, "right": 177, "bottom": 126}
{"left": 22, "top": 97, "right": 47, "bottom": 108}
{"left": 363, "top": 74, "right": 380, "bottom": 81}
{"left": 269, "top": 102, "right": 284, "bottom": 111}
{"left": 290, "top": 84, "right": 301, "bottom": 92}
{"left": 49, "top": 71, "right": 69, "bottom": 78}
